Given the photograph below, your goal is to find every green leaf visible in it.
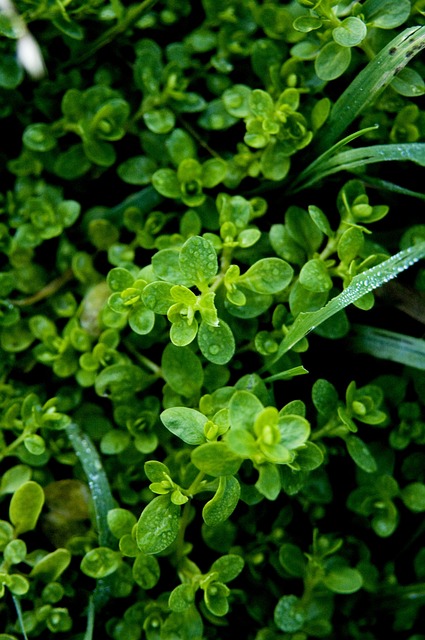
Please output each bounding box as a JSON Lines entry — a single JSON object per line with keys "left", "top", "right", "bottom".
{"left": 273, "top": 242, "right": 425, "bottom": 358}
{"left": 362, "top": 0, "right": 411, "bottom": 29}
{"left": 143, "top": 108, "right": 175, "bottom": 134}
{"left": 204, "top": 581, "right": 230, "bottom": 616}
{"left": 128, "top": 306, "right": 155, "bottom": 335}
{"left": 143, "top": 281, "right": 174, "bottom": 313}
{"left": 390, "top": 67, "right": 425, "bottom": 97}
{"left": 197, "top": 320, "right": 235, "bottom": 365}
{"left": 166, "top": 128, "right": 197, "bottom": 165}
{"left": 278, "top": 415, "right": 311, "bottom": 450}
{"left": 210, "top": 553, "right": 244, "bottom": 583}
{"left": 117, "top": 156, "right": 157, "bottom": 185}
{"left": 333, "top": 17, "right": 367, "bottom": 47}
{"left": 170, "top": 317, "right": 198, "bottom": 346}
{"left": 323, "top": 567, "right": 363, "bottom": 594}
{"left": 168, "top": 583, "right": 196, "bottom": 612}
{"left": 152, "top": 169, "right": 181, "bottom": 198}
{"left": 239, "top": 258, "right": 293, "bottom": 294}
{"left": 202, "top": 159, "right": 227, "bottom": 188}
{"left": 315, "top": 41, "right": 351, "bottom": 81}
{"left": 294, "top": 441, "right": 324, "bottom": 471}
{"left": 152, "top": 248, "right": 192, "bottom": 286}
{"left": 9, "top": 481, "right": 45, "bottom": 535}
{"left": 203, "top": 476, "right": 241, "bottom": 526}
{"left": 299, "top": 259, "right": 333, "bottom": 293}
{"left": 401, "top": 482, "right": 425, "bottom": 512}
{"left": 274, "top": 595, "right": 305, "bottom": 633}
{"left": 337, "top": 227, "right": 364, "bottom": 263}
{"left": 161, "top": 343, "right": 204, "bottom": 397}
{"left": 132, "top": 552, "right": 160, "bottom": 589}
{"left": 346, "top": 435, "right": 377, "bottom": 473}
{"left": 136, "top": 495, "right": 181, "bottom": 554}
{"left": 229, "top": 390, "right": 263, "bottom": 431}
{"left": 81, "top": 547, "right": 121, "bottom": 578}
{"left": 107, "top": 508, "right": 137, "bottom": 539}
{"left": 161, "top": 407, "right": 208, "bottom": 445}
{"left": 191, "top": 442, "right": 243, "bottom": 477}
{"left": 222, "top": 84, "right": 251, "bottom": 118}
{"left": 278, "top": 544, "right": 307, "bottom": 577}
{"left": 179, "top": 236, "right": 218, "bottom": 287}
{"left": 315, "top": 26, "right": 425, "bottom": 153}
{"left": 30, "top": 549, "right": 72, "bottom": 582}
{"left": 23, "top": 124, "right": 57, "bottom": 152}
{"left": 256, "top": 462, "right": 281, "bottom": 500}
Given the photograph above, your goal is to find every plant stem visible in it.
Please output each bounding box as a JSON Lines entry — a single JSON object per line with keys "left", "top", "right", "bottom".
{"left": 12, "top": 268, "right": 74, "bottom": 307}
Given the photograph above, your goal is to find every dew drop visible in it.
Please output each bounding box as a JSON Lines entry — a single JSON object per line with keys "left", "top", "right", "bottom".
{"left": 209, "top": 344, "right": 220, "bottom": 355}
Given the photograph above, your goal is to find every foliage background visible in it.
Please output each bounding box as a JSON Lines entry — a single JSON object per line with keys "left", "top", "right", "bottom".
{"left": 1, "top": 0, "right": 425, "bottom": 638}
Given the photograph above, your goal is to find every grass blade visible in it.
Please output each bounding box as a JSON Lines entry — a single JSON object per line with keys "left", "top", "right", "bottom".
{"left": 351, "top": 325, "right": 425, "bottom": 370}
{"left": 272, "top": 241, "right": 425, "bottom": 359}
{"left": 292, "top": 142, "right": 425, "bottom": 191}
{"left": 315, "top": 25, "right": 425, "bottom": 154}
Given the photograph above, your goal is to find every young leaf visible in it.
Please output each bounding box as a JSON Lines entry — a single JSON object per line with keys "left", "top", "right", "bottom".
{"left": 323, "top": 567, "right": 363, "bottom": 594}
{"left": 179, "top": 235, "right": 218, "bottom": 287}
{"left": 160, "top": 407, "right": 208, "bottom": 445}
{"left": 197, "top": 320, "right": 235, "bottom": 365}
{"left": 136, "top": 494, "right": 181, "bottom": 555}
{"left": 203, "top": 476, "right": 241, "bottom": 526}
{"left": 9, "top": 481, "right": 45, "bottom": 535}
{"left": 345, "top": 435, "right": 377, "bottom": 473}
{"left": 161, "top": 343, "right": 204, "bottom": 397}
{"left": 238, "top": 258, "right": 293, "bottom": 294}
{"left": 210, "top": 553, "right": 244, "bottom": 583}
{"left": 191, "top": 442, "right": 243, "bottom": 477}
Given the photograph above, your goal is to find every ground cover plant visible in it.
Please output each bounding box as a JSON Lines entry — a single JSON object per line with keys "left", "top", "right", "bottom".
{"left": 1, "top": 0, "right": 425, "bottom": 638}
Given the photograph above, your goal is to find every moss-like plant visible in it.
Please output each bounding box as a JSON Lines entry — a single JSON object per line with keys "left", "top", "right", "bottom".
{"left": 1, "top": 1, "right": 425, "bottom": 638}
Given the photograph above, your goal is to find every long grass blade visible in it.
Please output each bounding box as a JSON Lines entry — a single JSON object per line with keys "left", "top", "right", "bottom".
{"left": 350, "top": 325, "right": 425, "bottom": 370}
{"left": 292, "top": 142, "right": 425, "bottom": 191}
{"left": 315, "top": 25, "right": 425, "bottom": 154}
{"left": 272, "top": 242, "right": 425, "bottom": 359}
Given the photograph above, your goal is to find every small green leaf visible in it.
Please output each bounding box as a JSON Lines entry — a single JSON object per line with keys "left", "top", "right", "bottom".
{"left": 210, "top": 553, "right": 244, "bottom": 583}
{"left": 80, "top": 547, "right": 121, "bottom": 578}
{"left": 161, "top": 407, "right": 208, "bottom": 445}
{"left": 391, "top": 67, "right": 425, "bottom": 97}
{"left": 337, "top": 227, "right": 364, "bottom": 263}
{"left": 299, "top": 259, "right": 333, "bottom": 293}
{"left": 229, "top": 390, "right": 263, "bottom": 431}
{"left": 9, "top": 481, "right": 45, "bottom": 535}
{"left": 278, "top": 544, "right": 307, "bottom": 577}
{"left": 222, "top": 84, "right": 251, "bottom": 117}
{"left": 363, "top": 0, "right": 411, "bottom": 29}
{"left": 191, "top": 442, "right": 243, "bottom": 477}
{"left": 239, "top": 258, "right": 293, "bottom": 294}
{"left": 346, "top": 435, "right": 377, "bottom": 473}
{"left": 256, "top": 462, "right": 281, "bottom": 500}
{"left": 323, "top": 567, "right": 363, "bottom": 593}
{"left": 170, "top": 317, "right": 198, "bottom": 346}
{"left": 274, "top": 595, "right": 305, "bottom": 633}
{"left": 203, "top": 476, "right": 241, "bottom": 526}
{"left": 204, "top": 581, "right": 230, "bottom": 616}
{"left": 315, "top": 41, "right": 351, "bottom": 81}
{"left": 179, "top": 236, "right": 218, "bottom": 287}
{"left": 169, "top": 583, "right": 196, "bottom": 612}
{"left": 162, "top": 343, "right": 204, "bottom": 397}
{"left": 197, "top": 320, "right": 235, "bottom": 365}
{"left": 333, "top": 17, "right": 367, "bottom": 47}
{"left": 132, "top": 552, "right": 160, "bottom": 589}
{"left": 143, "top": 108, "right": 175, "bottom": 134}
{"left": 30, "top": 549, "right": 71, "bottom": 582}
{"left": 117, "top": 156, "right": 157, "bottom": 185}
{"left": 136, "top": 494, "right": 181, "bottom": 554}
{"left": 152, "top": 168, "right": 181, "bottom": 198}
{"left": 401, "top": 482, "right": 425, "bottom": 512}
{"left": 107, "top": 508, "right": 137, "bottom": 539}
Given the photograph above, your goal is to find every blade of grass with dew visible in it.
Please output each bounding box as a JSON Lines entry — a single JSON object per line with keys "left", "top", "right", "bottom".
{"left": 291, "top": 142, "right": 425, "bottom": 192}
{"left": 350, "top": 325, "right": 425, "bottom": 370}
{"left": 263, "top": 365, "right": 309, "bottom": 383}
{"left": 314, "top": 25, "right": 425, "bottom": 155}
{"left": 350, "top": 172, "right": 425, "bottom": 202}
{"left": 66, "top": 422, "right": 116, "bottom": 610}
{"left": 271, "top": 241, "right": 425, "bottom": 360}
